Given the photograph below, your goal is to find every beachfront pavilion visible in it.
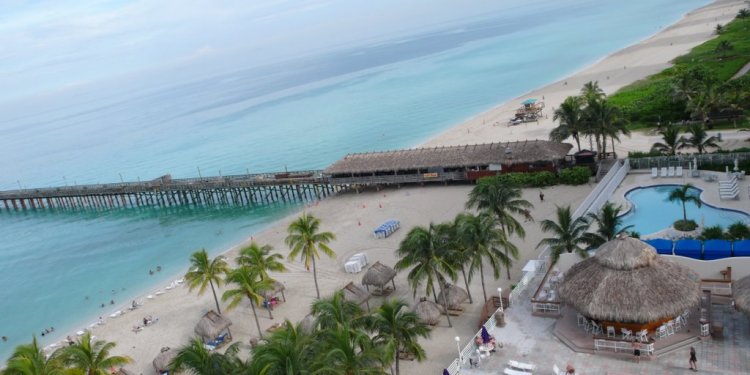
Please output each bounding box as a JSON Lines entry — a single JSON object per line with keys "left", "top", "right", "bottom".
{"left": 558, "top": 235, "right": 702, "bottom": 335}
{"left": 323, "top": 140, "right": 572, "bottom": 180}
{"left": 734, "top": 275, "right": 750, "bottom": 315}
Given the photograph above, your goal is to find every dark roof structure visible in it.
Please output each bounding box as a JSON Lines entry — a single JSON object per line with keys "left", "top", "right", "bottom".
{"left": 324, "top": 140, "right": 572, "bottom": 175}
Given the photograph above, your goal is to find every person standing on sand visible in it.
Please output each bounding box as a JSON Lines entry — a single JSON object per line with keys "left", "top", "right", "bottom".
{"left": 689, "top": 346, "right": 698, "bottom": 371}
{"left": 539, "top": 191, "right": 544, "bottom": 201}
{"left": 632, "top": 340, "right": 641, "bottom": 363}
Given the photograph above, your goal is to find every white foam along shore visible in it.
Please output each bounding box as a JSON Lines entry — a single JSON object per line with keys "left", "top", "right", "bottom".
{"left": 38, "top": 1, "right": 748, "bottom": 373}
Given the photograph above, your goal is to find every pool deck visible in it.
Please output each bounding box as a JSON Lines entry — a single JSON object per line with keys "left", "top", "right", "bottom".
{"left": 456, "top": 170, "right": 750, "bottom": 375}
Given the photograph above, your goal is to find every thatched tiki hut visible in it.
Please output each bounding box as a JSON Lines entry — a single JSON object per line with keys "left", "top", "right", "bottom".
{"left": 414, "top": 298, "right": 443, "bottom": 325}
{"left": 362, "top": 261, "right": 397, "bottom": 296}
{"left": 153, "top": 347, "right": 177, "bottom": 374}
{"left": 262, "top": 280, "right": 287, "bottom": 302}
{"left": 733, "top": 275, "right": 750, "bottom": 315}
{"left": 437, "top": 283, "right": 469, "bottom": 310}
{"left": 194, "top": 310, "right": 232, "bottom": 344}
{"left": 558, "top": 235, "right": 701, "bottom": 333}
{"left": 342, "top": 281, "right": 371, "bottom": 312}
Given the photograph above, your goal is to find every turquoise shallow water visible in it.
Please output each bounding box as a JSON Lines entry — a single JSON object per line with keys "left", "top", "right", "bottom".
{"left": 0, "top": 0, "right": 708, "bottom": 360}
{"left": 620, "top": 185, "right": 750, "bottom": 235}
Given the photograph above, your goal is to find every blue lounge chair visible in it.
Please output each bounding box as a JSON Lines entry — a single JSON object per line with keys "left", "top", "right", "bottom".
{"left": 644, "top": 239, "right": 673, "bottom": 255}
{"left": 733, "top": 240, "right": 750, "bottom": 257}
{"left": 703, "top": 240, "right": 732, "bottom": 260}
{"left": 674, "top": 239, "right": 702, "bottom": 260}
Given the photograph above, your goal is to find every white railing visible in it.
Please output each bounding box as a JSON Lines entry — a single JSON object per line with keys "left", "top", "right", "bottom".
{"left": 594, "top": 339, "right": 654, "bottom": 355}
{"left": 509, "top": 261, "right": 544, "bottom": 305}
{"left": 448, "top": 304, "right": 506, "bottom": 374}
{"left": 701, "top": 282, "right": 732, "bottom": 296}
{"left": 446, "top": 359, "right": 461, "bottom": 375}
{"left": 531, "top": 302, "right": 561, "bottom": 314}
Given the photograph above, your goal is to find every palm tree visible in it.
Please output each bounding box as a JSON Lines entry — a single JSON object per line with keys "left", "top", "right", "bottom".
{"left": 581, "top": 81, "right": 605, "bottom": 102}
{"left": 285, "top": 213, "right": 336, "bottom": 299}
{"left": 185, "top": 249, "right": 230, "bottom": 314}
{"left": 466, "top": 179, "right": 532, "bottom": 278}
{"left": 237, "top": 241, "right": 288, "bottom": 280}
{"left": 248, "top": 320, "right": 314, "bottom": 375}
{"left": 550, "top": 96, "right": 585, "bottom": 151}
{"left": 313, "top": 325, "right": 387, "bottom": 375}
{"left": 311, "top": 290, "right": 366, "bottom": 330}
{"left": 585, "top": 202, "right": 633, "bottom": 247}
{"left": 455, "top": 212, "right": 514, "bottom": 301}
{"left": 586, "top": 98, "right": 629, "bottom": 157}
{"left": 687, "top": 81, "right": 724, "bottom": 123}
{"left": 222, "top": 266, "right": 273, "bottom": 339}
{"left": 668, "top": 184, "right": 702, "bottom": 222}
{"left": 58, "top": 332, "right": 131, "bottom": 375}
{"left": 170, "top": 339, "right": 239, "bottom": 375}
{"left": 679, "top": 123, "right": 720, "bottom": 154}
{"left": 394, "top": 223, "right": 457, "bottom": 327}
{"left": 650, "top": 125, "right": 683, "bottom": 155}
{"left": 537, "top": 205, "right": 591, "bottom": 265}
{"left": 442, "top": 219, "right": 473, "bottom": 304}
{"left": 368, "top": 299, "right": 431, "bottom": 375}
{"left": 4, "top": 337, "right": 65, "bottom": 375}
{"left": 715, "top": 40, "right": 733, "bottom": 58}
{"left": 738, "top": 8, "right": 750, "bottom": 18}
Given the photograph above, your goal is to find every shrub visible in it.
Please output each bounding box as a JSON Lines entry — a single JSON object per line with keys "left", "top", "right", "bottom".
{"left": 700, "top": 225, "right": 725, "bottom": 240}
{"left": 674, "top": 219, "right": 698, "bottom": 232}
{"left": 495, "top": 171, "right": 559, "bottom": 188}
{"left": 727, "top": 221, "right": 750, "bottom": 240}
{"left": 627, "top": 150, "right": 664, "bottom": 159}
{"left": 559, "top": 167, "right": 592, "bottom": 185}
{"left": 628, "top": 231, "right": 641, "bottom": 239}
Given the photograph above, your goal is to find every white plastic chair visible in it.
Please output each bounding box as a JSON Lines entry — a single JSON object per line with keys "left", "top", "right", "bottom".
{"left": 657, "top": 325, "right": 668, "bottom": 339}
{"left": 674, "top": 316, "right": 683, "bottom": 331}
{"left": 606, "top": 326, "right": 615, "bottom": 338}
{"left": 621, "top": 328, "right": 632, "bottom": 340}
{"left": 591, "top": 321, "right": 602, "bottom": 335}
{"left": 676, "top": 166, "right": 684, "bottom": 177}
{"left": 668, "top": 166, "right": 675, "bottom": 177}
{"left": 636, "top": 329, "right": 648, "bottom": 342}
{"left": 700, "top": 323, "right": 710, "bottom": 337}
{"left": 651, "top": 167, "right": 658, "bottom": 178}
{"left": 577, "top": 313, "right": 586, "bottom": 327}
{"left": 660, "top": 167, "right": 668, "bottom": 177}
{"left": 666, "top": 320, "right": 675, "bottom": 336}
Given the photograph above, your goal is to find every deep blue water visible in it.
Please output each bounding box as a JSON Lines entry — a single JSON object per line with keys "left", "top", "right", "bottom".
{"left": 0, "top": 0, "right": 709, "bottom": 360}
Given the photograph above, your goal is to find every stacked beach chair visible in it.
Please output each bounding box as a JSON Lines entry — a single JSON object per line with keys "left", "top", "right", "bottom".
{"left": 344, "top": 253, "right": 368, "bottom": 273}
{"left": 719, "top": 176, "right": 739, "bottom": 200}
{"left": 373, "top": 220, "right": 400, "bottom": 238}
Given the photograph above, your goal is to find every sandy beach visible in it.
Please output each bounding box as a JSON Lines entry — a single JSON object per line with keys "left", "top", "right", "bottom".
{"left": 53, "top": 1, "right": 747, "bottom": 373}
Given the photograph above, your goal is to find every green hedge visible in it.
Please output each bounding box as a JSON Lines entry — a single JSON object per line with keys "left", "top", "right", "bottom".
{"left": 559, "top": 167, "right": 592, "bottom": 185}
{"left": 495, "top": 171, "right": 558, "bottom": 187}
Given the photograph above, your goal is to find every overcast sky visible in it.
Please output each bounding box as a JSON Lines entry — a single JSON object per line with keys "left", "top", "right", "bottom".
{"left": 0, "top": 0, "right": 523, "bottom": 104}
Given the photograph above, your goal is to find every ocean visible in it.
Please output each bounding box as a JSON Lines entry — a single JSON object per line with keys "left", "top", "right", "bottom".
{"left": 0, "top": 0, "right": 708, "bottom": 360}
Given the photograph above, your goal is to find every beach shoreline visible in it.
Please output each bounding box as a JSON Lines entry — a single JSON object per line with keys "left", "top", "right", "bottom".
{"left": 27, "top": 0, "right": 749, "bottom": 373}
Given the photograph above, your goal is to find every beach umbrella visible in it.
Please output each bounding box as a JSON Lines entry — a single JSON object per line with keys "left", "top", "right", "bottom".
{"left": 734, "top": 158, "right": 739, "bottom": 172}
{"left": 437, "top": 284, "right": 469, "bottom": 310}
{"left": 414, "top": 298, "right": 443, "bottom": 325}
{"left": 481, "top": 326, "right": 491, "bottom": 343}
{"left": 443, "top": 369, "right": 450, "bottom": 375}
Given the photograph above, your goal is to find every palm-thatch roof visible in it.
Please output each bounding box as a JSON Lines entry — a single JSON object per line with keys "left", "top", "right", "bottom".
{"left": 733, "top": 275, "right": 750, "bottom": 315}
{"left": 262, "top": 280, "right": 286, "bottom": 300}
{"left": 194, "top": 310, "right": 232, "bottom": 342}
{"left": 152, "top": 347, "right": 177, "bottom": 374}
{"left": 414, "top": 299, "right": 443, "bottom": 325}
{"left": 342, "top": 282, "right": 371, "bottom": 309}
{"left": 558, "top": 236, "right": 701, "bottom": 323}
{"left": 437, "top": 284, "right": 469, "bottom": 310}
{"left": 362, "top": 261, "right": 397, "bottom": 288}
{"left": 324, "top": 140, "right": 572, "bottom": 175}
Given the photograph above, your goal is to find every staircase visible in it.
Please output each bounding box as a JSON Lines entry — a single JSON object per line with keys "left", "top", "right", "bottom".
{"left": 595, "top": 159, "right": 618, "bottom": 182}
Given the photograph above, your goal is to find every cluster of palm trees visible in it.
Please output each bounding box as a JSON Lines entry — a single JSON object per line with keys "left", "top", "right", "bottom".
{"left": 185, "top": 213, "right": 335, "bottom": 341}
{"left": 394, "top": 177, "right": 532, "bottom": 328}
{"left": 165, "top": 295, "right": 430, "bottom": 375}
{"left": 670, "top": 65, "right": 749, "bottom": 127}
{"left": 550, "top": 81, "right": 630, "bottom": 156}
{"left": 3, "top": 332, "right": 131, "bottom": 375}
{"left": 536, "top": 202, "right": 632, "bottom": 266}
{"left": 650, "top": 123, "right": 720, "bottom": 155}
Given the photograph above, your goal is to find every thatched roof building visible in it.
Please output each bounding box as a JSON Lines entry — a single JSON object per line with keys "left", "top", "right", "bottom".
{"left": 437, "top": 284, "right": 469, "bottom": 310}
{"left": 324, "top": 140, "right": 572, "bottom": 177}
{"left": 734, "top": 275, "right": 750, "bottom": 315}
{"left": 262, "top": 280, "right": 287, "bottom": 302}
{"left": 342, "top": 282, "right": 371, "bottom": 311}
{"left": 194, "top": 310, "right": 232, "bottom": 342}
{"left": 361, "top": 261, "right": 397, "bottom": 292}
{"left": 152, "top": 347, "right": 177, "bottom": 374}
{"left": 558, "top": 236, "right": 701, "bottom": 324}
{"left": 414, "top": 298, "right": 443, "bottom": 325}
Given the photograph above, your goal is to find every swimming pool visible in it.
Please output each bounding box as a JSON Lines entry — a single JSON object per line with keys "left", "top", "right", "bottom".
{"left": 618, "top": 185, "right": 750, "bottom": 236}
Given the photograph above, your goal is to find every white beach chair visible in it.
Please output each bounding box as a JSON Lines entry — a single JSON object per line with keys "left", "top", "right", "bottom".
{"left": 651, "top": 167, "right": 658, "bottom": 178}
{"left": 668, "top": 166, "right": 675, "bottom": 177}
{"left": 636, "top": 329, "right": 648, "bottom": 342}
{"left": 676, "top": 166, "right": 683, "bottom": 177}
{"left": 507, "top": 360, "right": 535, "bottom": 372}
{"left": 660, "top": 167, "right": 668, "bottom": 177}
{"left": 720, "top": 188, "right": 739, "bottom": 200}
{"left": 621, "top": 328, "right": 632, "bottom": 340}
{"left": 503, "top": 368, "right": 528, "bottom": 375}
{"left": 657, "top": 325, "right": 668, "bottom": 339}
{"left": 666, "top": 320, "right": 675, "bottom": 336}
{"left": 590, "top": 321, "right": 602, "bottom": 335}
{"left": 606, "top": 326, "right": 616, "bottom": 338}
{"left": 576, "top": 313, "right": 586, "bottom": 327}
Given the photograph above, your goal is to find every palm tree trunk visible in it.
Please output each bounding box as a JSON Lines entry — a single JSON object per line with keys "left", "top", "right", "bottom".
{"left": 431, "top": 280, "right": 438, "bottom": 303}
{"left": 395, "top": 354, "right": 400, "bottom": 375}
{"left": 460, "top": 265, "right": 473, "bottom": 304}
{"left": 312, "top": 255, "right": 320, "bottom": 299}
{"left": 611, "top": 136, "right": 616, "bottom": 158}
{"left": 250, "top": 300, "right": 263, "bottom": 339}
{"left": 503, "top": 224, "right": 511, "bottom": 280}
{"left": 573, "top": 133, "right": 581, "bottom": 152}
{"left": 209, "top": 280, "right": 222, "bottom": 314}
{"left": 682, "top": 202, "right": 687, "bottom": 222}
{"left": 439, "top": 281, "right": 453, "bottom": 328}
{"left": 479, "top": 264, "right": 487, "bottom": 303}
{"left": 267, "top": 303, "right": 274, "bottom": 320}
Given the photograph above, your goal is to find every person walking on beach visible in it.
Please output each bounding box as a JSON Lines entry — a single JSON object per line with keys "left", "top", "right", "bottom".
{"left": 689, "top": 346, "right": 698, "bottom": 371}
{"left": 539, "top": 191, "right": 544, "bottom": 201}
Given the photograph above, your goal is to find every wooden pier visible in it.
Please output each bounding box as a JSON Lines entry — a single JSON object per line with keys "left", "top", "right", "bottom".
{"left": 0, "top": 171, "right": 345, "bottom": 211}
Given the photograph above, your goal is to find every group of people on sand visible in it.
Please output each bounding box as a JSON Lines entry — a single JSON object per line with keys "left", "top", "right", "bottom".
{"left": 133, "top": 315, "right": 158, "bottom": 334}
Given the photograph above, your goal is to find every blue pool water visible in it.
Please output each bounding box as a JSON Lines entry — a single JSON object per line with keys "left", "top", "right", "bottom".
{"left": 619, "top": 185, "right": 750, "bottom": 235}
